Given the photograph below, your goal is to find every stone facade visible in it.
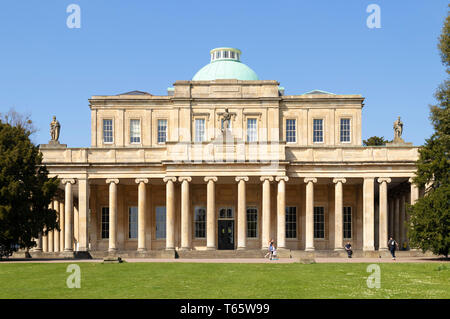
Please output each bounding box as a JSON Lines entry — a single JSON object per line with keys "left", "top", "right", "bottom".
{"left": 35, "top": 76, "right": 420, "bottom": 256}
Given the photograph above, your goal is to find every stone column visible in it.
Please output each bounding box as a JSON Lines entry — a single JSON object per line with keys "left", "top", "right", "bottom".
{"left": 333, "top": 178, "right": 346, "bottom": 251}
{"left": 304, "top": 177, "right": 317, "bottom": 251}
{"left": 135, "top": 178, "right": 149, "bottom": 251}
{"left": 164, "top": 177, "right": 177, "bottom": 250}
{"left": 260, "top": 176, "right": 274, "bottom": 249}
{"left": 78, "top": 178, "right": 90, "bottom": 252}
{"left": 388, "top": 198, "right": 394, "bottom": 239}
{"left": 394, "top": 196, "right": 400, "bottom": 241}
{"left": 363, "top": 177, "right": 375, "bottom": 251}
{"left": 106, "top": 179, "right": 119, "bottom": 252}
{"left": 35, "top": 233, "right": 43, "bottom": 251}
{"left": 48, "top": 201, "right": 54, "bottom": 253}
{"left": 276, "top": 176, "right": 289, "bottom": 249}
{"left": 408, "top": 178, "right": 419, "bottom": 249}
{"left": 409, "top": 178, "right": 419, "bottom": 204}
{"left": 179, "top": 177, "right": 192, "bottom": 250}
{"left": 42, "top": 227, "right": 48, "bottom": 252}
{"left": 400, "top": 194, "right": 406, "bottom": 248}
{"left": 236, "top": 176, "right": 249, "bottom": 250}
{"left": 377, "top": 178, "right": 391, "bottom": 250}
{"left": 62, "top": 179, "right": 76, "bottom": 252}
{"left": 53, "top": 199, "right": 60, "bottom": 252}
{"left": 205, "top": 176, "right": 218, "bottom": 250}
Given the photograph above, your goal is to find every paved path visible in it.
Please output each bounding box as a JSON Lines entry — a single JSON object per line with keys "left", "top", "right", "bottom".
{"left": 1, "top": 257, "right": 447, "bottom": 264}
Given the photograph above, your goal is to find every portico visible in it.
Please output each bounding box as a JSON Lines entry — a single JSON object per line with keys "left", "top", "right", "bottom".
{"left": 34, "top": 47, "right": 421, "bottom": 257}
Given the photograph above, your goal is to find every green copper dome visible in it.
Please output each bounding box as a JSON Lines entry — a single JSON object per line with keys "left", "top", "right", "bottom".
{"left": 192, "top": 47, "right": 259, "bottom": 81}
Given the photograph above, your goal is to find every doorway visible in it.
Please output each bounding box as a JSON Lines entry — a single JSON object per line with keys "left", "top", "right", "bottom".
{"left": 218, "top": 207, "right": 234, "bottom": 250}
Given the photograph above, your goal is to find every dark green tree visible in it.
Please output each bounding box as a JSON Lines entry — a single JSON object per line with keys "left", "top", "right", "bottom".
{"left": 363, "top": 136, "right": 390, "bottom": 146}
{"left": 409, "top": 8, "right": 450, "bottom": 258}
{"left": 0, "top": 120, "right": 59, "bottom": 258}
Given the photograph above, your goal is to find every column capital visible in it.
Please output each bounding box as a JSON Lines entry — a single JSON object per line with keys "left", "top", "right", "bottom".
{"left": 304, "top": 177, "right": 317, "bottom": 184}
{"left": 332, "top": 178, "right": 346, "bottom": 184}
{"left": 260, "top": 176, "right": 274, "bottom": 182}
{"left": 105, "top": 178, "right": 119, "bottom": 185}
{"left": 205, "top": 176, "right": 218, "bottom": 183}
{"left": 178, "top": 176, "right": 192, "bottom": 183}
{"left": 275, "top": 176, "right": 289, "bottom": 182}
{"left": 235, "top": 176, "right": 249, "bottom": 182}
{"left": 163, "top": 176, "right": 177, "bottom": 183}
{"left": 61, "top": 178, "right": 76, "bottom": 185}
{"left": 377, "top": 177, "right": 392, "bottom": 184}
{"left": 408, "top": 177, "right": 415, "bottom": 184}
{"left": 135, "top": 178, "right": 149, "bottom": 184}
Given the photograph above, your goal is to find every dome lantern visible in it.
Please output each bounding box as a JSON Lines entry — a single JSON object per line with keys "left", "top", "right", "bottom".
{"left": 192, "top": 47, "right": 259, "bottom": 81}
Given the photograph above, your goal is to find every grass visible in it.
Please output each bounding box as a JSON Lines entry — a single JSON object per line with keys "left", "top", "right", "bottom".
{"left": 0, "top": 262, "right": 448, "bottom": 299}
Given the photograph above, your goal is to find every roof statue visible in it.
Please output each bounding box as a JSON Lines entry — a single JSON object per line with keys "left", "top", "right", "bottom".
{"left": 387, "top": 116, "right": 412, "bottom": 146}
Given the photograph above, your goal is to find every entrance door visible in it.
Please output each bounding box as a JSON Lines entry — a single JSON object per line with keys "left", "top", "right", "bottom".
{"left": 218, "top": 220, "right": 234, "bottom": 250}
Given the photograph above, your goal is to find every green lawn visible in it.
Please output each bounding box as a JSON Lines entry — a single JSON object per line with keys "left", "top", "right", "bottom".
{"left": 0, "top": 262, "right": 448, "bottom": 299}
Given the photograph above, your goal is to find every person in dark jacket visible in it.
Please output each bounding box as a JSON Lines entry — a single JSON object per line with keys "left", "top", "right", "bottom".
{"left": 388, "top": 237, "right": 399, "bottom": 260}
{"left": 344, "top": 242, "right": 353, "bottom": 258}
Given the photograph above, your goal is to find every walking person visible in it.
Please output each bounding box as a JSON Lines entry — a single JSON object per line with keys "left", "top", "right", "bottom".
{"left": 388, "top": 237, "right": 399, "bottom": 260}
{"left": 264, "top": 239, "right": 274, "bottom": 259}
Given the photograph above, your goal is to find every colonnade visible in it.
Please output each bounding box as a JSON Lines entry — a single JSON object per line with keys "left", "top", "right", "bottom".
{"left": 35, "top": 175, "right": 420, "bottom": 253}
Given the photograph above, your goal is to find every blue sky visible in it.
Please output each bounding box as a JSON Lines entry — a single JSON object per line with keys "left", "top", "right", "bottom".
{"left": 0, "top": 0, "right": 447, "bottom": 147}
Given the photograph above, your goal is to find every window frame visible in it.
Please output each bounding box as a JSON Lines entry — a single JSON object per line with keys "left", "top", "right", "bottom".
{"left": 285, "top": 118, "right": 297, "bottom": 143}
{"left": 340, "top": 118, "right": 351, "bottom": 143}
{"left": 246, "top": 206, "right": 258, "bottom": 239}
{"left": 286, "top": 206, "right": 297, "bottom": 239}
{"left": 155, "top": 206, "right": 166, "bottom": 239}
{"left": 343, "top": 206, "right": 352, "bottom": 239}
{"left": 129, "top": 118, "right": 141, "bottom": 144}
{"left": 128, "top": 206, "right": 138, "bottom": 239}
{"left": 246, "top": 118, "right": 258, "bottom": 142}
{"left": 313, "top": 206, "right": 325, "bottom": 239}
{"left": 157, "top": 119, "right": 168, "bottom": 144}
{"left": 102, "top": 118, "right": 114, "bottom": 144}
{"left": 101, "top": 207, "right": 109, "bottom": 239}
{"left": 194, "top": 206, "right": 207, "bottom": 239}
{"left": 313, "top": 118, "right": 324, "bottom": 143}
{"left": 194, "top": 118, "right": 206, "bottom": 143}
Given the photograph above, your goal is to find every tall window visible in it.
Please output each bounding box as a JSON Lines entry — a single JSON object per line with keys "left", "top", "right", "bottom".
{"left": 103, "top": 119, "right": 113, "bottom": 143}
{"left": 313, "top": 119, "right": 323, "bottom": 143}
{"left": 157, "top": 119, "right": 167, "bottom": 143}
{"left": 246, "top": 207, "right": 258, "bottom": 238}
{"left": 343, "top": 206, "right": 352, "bottom": 239}
{"left": 247, "top": 118, "right": 257, "bottom": 142}
{"left": 128, "top": 207, "right": 138, "bottom": 239}
{"left": 101, "top": 207, "right": 109, "bottom": 239}
{"left": 286, "top": 206, "right": 297, "bottom": 238}
{"left": 194, "top": 207, "right": 206, "bottom": 238}
{"left": 130, "top": 119, "right": 141, "bottom": 144}
{"left": 340, "top": 118, "right": 351, "bottom": 143}
{"left": 314, "top": 206, "right": 325, "bottom": 238}
{"left": 155, "top": 206, "right": 166, "bottom": 239}
{"left": 286, "top": 119, "right": 296, "bottom": 143}
{"left": 195, "top": 119, "right": 205, "bottom": 142}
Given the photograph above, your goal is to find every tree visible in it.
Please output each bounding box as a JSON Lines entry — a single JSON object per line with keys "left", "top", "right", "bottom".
{"left": 363, "top": 136, "right": 390, "bottom": 146}
{"left": 0, "top": 119, "right": 59, "bottom": 258}
{"left": 0, "top": 107, "right": 37, "bottom": 135}
{"left": 409, "top": 8, "right": 450, "bottom": 258}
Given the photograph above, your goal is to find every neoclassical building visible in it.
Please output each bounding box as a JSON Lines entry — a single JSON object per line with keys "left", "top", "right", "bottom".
{"left": 34, "top": 47, "right": 421, "bottom": 258}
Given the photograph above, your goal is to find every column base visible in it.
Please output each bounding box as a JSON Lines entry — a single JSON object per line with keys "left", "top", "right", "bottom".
{"left": 363, "top": 247, "right": 375, "bottom": 251}
{"left": 237, "top": 247, "right": 246, "bottom": 250}
{"left": 206, "top": 246, "right": 216, "bottom": 251}
{"left": 137, "top": 248, "right": 147, "bottom": 252}
{"left": 179, "top": 247, "right": 190, "bottom": 251}
{"left": 334, "top": 247, "right": 344, "bottom": 251}
{"left": 165, "top": 247, "right": 175, "bottom": 251}
{"left": 305, "top": 247, "right": 315, "bottom": 252}
{"left": 379, "top": 247, "right": 389, "bottom": 251}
